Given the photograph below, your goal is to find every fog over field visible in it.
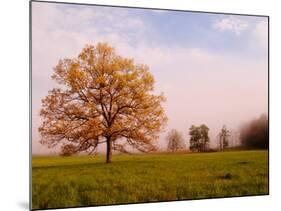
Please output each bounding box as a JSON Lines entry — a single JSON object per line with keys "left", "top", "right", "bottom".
{"left": 32, "top": 3, "right": 268, "bottom": 154}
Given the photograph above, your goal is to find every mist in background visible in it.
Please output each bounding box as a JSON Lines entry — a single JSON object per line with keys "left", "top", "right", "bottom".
{"left": 32, "top": 2, "right": 268, "bottom": 154}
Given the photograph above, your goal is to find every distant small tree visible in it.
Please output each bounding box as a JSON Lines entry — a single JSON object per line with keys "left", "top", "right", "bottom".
{"left": 189, "top": 125, "right": 201, "bottom": 152}
{"left": 189, "top": 124, "right": 210, "bottom": 152}
{"left": 166, "top": 129, "right": 185, "bottom": 152}
{"left": 218, "top": 125, "right": 230, "bottom": 151}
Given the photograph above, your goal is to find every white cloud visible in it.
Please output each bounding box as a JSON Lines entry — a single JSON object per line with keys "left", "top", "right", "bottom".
{"left": 213, "top": 16, "right": 249, "bottom": 35}
{"left": 253, "top": 20, "right": 268, "bottom": 49}
{"left": 150, "top": 9, "right": 169, "bottom": 14}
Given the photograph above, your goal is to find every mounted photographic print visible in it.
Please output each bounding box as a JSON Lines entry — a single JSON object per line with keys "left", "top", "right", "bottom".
{"left": 30, "top": 0, "right": 269, "bottom": 210}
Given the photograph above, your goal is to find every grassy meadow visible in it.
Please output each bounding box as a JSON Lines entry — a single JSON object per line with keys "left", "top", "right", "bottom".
{"left": 32, "top": 150, "right": 268, "bottom": 210}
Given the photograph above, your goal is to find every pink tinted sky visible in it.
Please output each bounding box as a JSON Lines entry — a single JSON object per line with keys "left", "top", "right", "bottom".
{"left": 32, "top": 2, "right": 268, "bottom": 154}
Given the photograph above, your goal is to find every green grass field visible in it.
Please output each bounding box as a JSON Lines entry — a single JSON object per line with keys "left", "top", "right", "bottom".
{"left": 32, "top": 150, "right": 268, "bottom": 210}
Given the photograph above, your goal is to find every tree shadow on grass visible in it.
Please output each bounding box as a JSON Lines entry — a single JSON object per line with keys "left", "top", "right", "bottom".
{"left": 32, "top": 158, "right": 155, "bottom": 170}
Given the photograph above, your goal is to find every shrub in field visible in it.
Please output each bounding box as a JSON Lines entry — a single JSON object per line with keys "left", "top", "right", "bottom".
{"left": 60, "top": 144, "right": 77, "bottom": 156}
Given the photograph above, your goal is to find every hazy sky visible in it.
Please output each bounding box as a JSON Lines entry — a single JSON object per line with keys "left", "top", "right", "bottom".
{"left": 32, "top": 2, "right": 268, "bottom": 154}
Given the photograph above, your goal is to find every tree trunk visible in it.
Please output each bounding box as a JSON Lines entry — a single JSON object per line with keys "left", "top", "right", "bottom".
{"left": 106, "top": 138, "right": 112, "bottom": 163}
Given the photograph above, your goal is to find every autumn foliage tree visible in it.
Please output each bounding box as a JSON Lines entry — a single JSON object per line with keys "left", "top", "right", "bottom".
{"left": 39, "top": 43, "right": 167, "bottom": 163}
{"left": 166, "top": 129, "right": 185, "bottom": 152}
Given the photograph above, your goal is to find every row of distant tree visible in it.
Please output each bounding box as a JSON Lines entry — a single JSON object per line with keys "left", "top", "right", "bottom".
{"left": 166, "top": 114, "right": 269, "bottom": 152}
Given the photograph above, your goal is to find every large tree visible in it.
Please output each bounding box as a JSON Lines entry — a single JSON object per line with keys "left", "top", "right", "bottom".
{"left": 166, "top": 129, "right": 185, "bottom": 152}
{"left": 39, "top": 43, "right": 167, "bottom": 163}
{"left": 189, "top": 124, "right": 209, "bottom": 152}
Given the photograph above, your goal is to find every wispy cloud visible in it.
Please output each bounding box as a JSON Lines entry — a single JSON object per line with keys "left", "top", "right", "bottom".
{"left": 213, "top": 16, "right": 249, "bottom": 35}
